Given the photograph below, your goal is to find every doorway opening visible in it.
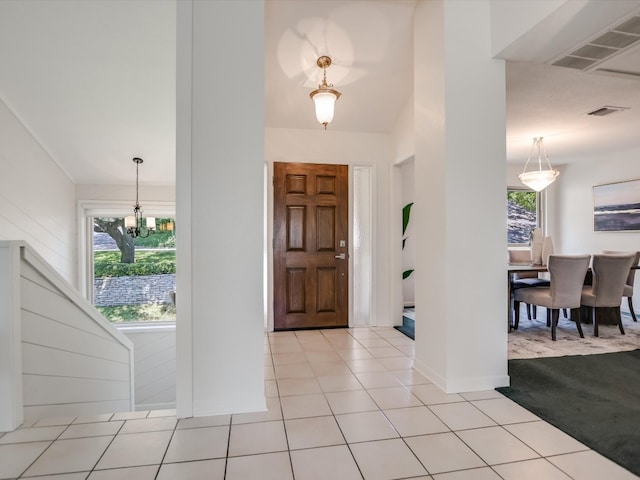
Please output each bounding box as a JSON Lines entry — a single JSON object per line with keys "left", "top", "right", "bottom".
{"left": 266, "top": 162, "right": 373, "bottom": 330}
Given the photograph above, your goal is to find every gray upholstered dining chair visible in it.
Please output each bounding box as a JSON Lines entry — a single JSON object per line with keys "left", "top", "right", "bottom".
{"left": 508, "top": 249, "right": 550, "bottom": 322}
{"left": 603, "top": 250, "right": 640, "bottom": 322}
{"left": 581, "top": 253, "right": 636, "bottom": 337}
{"left": 513, "top": 254, "right": 591, "bottom": 340}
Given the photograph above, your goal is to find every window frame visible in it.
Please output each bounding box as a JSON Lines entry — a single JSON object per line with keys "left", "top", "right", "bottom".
{"left": 78, "top": 200, "right": 176, "bottom": 312}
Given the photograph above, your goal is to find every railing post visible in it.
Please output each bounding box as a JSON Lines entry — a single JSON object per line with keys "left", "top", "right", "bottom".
{"left": 0, "top": 241, "right": 24, "bottom": 432}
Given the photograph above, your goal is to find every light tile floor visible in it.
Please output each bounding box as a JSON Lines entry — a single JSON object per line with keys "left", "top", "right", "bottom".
{"left": 1, "top": 326, "right": 637, "bottom": 479}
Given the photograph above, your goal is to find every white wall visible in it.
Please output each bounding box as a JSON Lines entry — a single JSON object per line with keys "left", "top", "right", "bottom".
{"left": 554, "top": 147, "right": 640, "bottom": 254}
{"left": 76, "top": 184, "right": 176, "bottom": 205}
{"left": 0, "top": 99, "right": 76, "bottom": 284}
{"left": 176, "top": 0, "right": 265, "bottom": 418}
{"left": 265, "top": 127, "right": 394, "bottom": 326}
{"left": 413, "top": 0, "right": 508, "bottom": 392}
{"left": 507, "top": 163, "right": 524, "bottom": 186}
{"left": 392, "top": 97, "right": 415, "bottom": 164}
{"left": 0, "top": 242, "right": 22, "bottom": 431}
{"left": 120, "top": 325, "right": 176, "bottom": 411}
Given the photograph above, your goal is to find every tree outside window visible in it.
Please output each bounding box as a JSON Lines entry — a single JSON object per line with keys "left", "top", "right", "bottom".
{"left": 508, "top": 190, "right": 538, "bottom": 245}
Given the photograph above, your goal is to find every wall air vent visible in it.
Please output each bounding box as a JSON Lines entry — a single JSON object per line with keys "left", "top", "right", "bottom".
{"left": 551, "top": 15, "right": 640, "bottom": 71}
{"left": 587, "top": 105, "right": 630, "bottom": 117}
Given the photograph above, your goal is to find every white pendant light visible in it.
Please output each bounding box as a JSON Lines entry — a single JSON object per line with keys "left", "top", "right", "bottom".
{"left": 309, "top": 56, "right": 341, "bottom": 129}
{"left": 518, "top": 137, "right": 559, "bottom": 191}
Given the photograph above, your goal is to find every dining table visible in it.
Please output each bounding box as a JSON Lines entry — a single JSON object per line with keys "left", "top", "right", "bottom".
{"left": 507, "top": 263, "right": 549, "bottom": 331}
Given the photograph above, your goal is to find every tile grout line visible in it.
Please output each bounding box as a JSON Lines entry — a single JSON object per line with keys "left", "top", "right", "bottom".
{"left": 324, "top": 328, "right": 370, "bottom": 480}
{"left": 222, "top": 413, "right": 233, "bottom": 480}
{"left": 151, "top": 417, "right": 179, "bottom": 480}
{"left": 16, "top": 418, "right": 77, "bottom": 479}
{"left": 81, "top": 416, "right": 127, "bottom": 479}
{"left": 329, "top": 328, "right": 425, "bottom": 479}
{"left": 268, "top": 330, "right": 295, "bottom": 480}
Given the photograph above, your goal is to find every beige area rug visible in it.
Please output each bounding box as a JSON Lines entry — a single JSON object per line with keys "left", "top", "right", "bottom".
{"left": 508, "top": 311, "right": 640, "bottom": 359}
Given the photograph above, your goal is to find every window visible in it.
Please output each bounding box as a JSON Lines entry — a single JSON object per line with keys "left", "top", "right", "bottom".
{"left": 91, "top": 216, "right": 176, "bottom": 323}
{"left": 507, "top": 189, "right": 538, "bottom": 245}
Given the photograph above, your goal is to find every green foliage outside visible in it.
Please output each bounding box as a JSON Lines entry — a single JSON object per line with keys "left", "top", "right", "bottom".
{"left": 402, "top": 269, "right": 414, "bottom": 279}
{"left": 402, "top": 202, "right": 413, "bottom": 249}
{"left": 93, "top": 221, "right": 176, "bottom": 323}
{"left": 95, "top": 304, "right": 176, "bottom": 323}
{"left": 402, "top": 202, "right": 414, "bottom": 279}
{"left": 133, "top": 229, "right": 176, "bottom": 248}
{"left": 94, "top": 250, "right": 176, "bottom": 277}
{"left": 508, "top": 190, "right": 536, "bottom": 212}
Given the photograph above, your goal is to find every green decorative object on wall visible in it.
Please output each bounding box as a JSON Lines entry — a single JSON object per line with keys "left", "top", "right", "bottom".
{"left": 402, "top": 202, "right": 414, "bottom": 279}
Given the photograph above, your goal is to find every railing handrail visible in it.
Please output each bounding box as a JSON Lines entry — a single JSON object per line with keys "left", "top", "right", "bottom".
{"left": 0, "top": 240, "right": 134, "bottom": 432}
{"left": 18, "top": 242, "right": 133, "bottom": 350}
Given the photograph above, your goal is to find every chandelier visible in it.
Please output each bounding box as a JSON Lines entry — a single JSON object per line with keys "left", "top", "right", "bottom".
{"left": 518, "top": 137, "right": 559, "bottom": 192}
{"left": 124, "top": 157, "right": 156, "bottom": 238}
{"left": 309, "top": 56, "right": 341, "bottom": 129}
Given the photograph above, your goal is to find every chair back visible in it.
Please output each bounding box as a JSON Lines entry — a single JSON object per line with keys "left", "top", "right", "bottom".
{"left": 508, "top": 249, "right": 537, "bottom": 279}
{"left": 591, "top": 254, "right": 636, "bottom": 307}
{"left": 603, "top": 250, "right": 640, "bottom": 287}
{"left": 541, "top": 236, "right": 554, "bottom": 266}
{"left": 548, "top": 254, "right": 591, "bottom": 308}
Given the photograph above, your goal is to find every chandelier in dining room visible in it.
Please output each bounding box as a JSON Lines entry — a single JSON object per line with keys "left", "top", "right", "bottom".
{"left": 518, "top": 137, "right": 559, "bottom": 192}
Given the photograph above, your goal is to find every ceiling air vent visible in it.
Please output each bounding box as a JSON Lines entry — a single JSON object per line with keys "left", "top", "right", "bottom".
{"left": 552, "top": 15, "right": 640, "bottom": 71}
{"left": 587, "top": 105, "right": 630, "bottom": 117}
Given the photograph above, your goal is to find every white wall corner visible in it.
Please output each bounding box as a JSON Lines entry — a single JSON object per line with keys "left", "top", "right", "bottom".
{"left": 0, "top": 242, "right": 24, "bottom": 432}
{"left": 175, "top": 0, "right": 194, "bottom": 419}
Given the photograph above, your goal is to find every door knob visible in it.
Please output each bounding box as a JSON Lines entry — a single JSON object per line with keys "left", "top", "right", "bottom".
{"left": 335, "top": 253, "right": 346, "bottom": 260}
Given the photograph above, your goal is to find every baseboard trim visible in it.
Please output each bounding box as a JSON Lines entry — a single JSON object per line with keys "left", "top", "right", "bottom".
{"left": 136, "top": 402, "right": 176, "bottom": 412}
{"left": 414, "top": 358, "right": 509, "bottom": 393}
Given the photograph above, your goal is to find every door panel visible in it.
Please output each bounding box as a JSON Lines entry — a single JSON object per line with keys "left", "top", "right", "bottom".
{"left": 274, "top": 162, "right": 348, "bottom": 330}
{"left": 316, "top": 207, "right": 336, "bottom": 250}
{"left": 287, "top": 206, "right": 306, "bottom": 250}
{"left": 317, "top": 267, "right": 337, "bottom": 312}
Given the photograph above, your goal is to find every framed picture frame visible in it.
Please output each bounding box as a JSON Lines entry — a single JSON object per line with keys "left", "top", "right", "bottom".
{"left": 593, "top": 179, "right": 640, "bottom": 231}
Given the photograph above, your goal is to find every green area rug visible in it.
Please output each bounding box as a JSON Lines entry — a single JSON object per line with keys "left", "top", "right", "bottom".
{"left": 497, "top": 349, "right": 640, "bottom": 476}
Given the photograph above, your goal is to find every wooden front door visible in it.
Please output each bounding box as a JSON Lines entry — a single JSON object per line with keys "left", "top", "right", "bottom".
{"left": 273, "top": 162, "right": 348, "bottom": 330}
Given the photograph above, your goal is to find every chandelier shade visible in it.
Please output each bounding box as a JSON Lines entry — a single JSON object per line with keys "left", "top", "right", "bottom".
{"left": 309, "top": 56, "right": 341, "bottom": 129}
{"left": 518, "top": 137, "right": 559, "bottom": 192}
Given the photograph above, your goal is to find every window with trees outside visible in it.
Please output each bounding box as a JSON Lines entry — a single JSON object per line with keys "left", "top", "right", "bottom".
{"left": 507, "top": 189, "right": 538, "bottom": 245}
{"left": 92, "top": 217, "right": 176, "bottom": 323}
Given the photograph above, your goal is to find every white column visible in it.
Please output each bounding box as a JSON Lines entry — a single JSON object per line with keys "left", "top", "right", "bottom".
{"left": 413, "top": 0, "right": 509, "bottom": 392}
{"left": 176, "top": 0, "right": 265, "bottom": 417}
{"left": 0, "top": 242, "right": 23, "bottom": 431}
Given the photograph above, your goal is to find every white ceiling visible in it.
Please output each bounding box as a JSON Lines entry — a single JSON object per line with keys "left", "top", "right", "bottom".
{"left": 1, "top": 0, "right": 640, "bottom": 186}
{"left": 0, "top": 0, "right": 176, "bottom": 186}
{"left": 506, "top": 61, "right": 640, "bottom": 163}
{"left": 264, "top": 0, "right": 415, "bottom": 133}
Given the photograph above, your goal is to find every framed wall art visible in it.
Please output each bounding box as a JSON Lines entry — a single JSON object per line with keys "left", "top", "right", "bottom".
{"left": 593, "top": 179, "right": 640, "bottom": 231}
